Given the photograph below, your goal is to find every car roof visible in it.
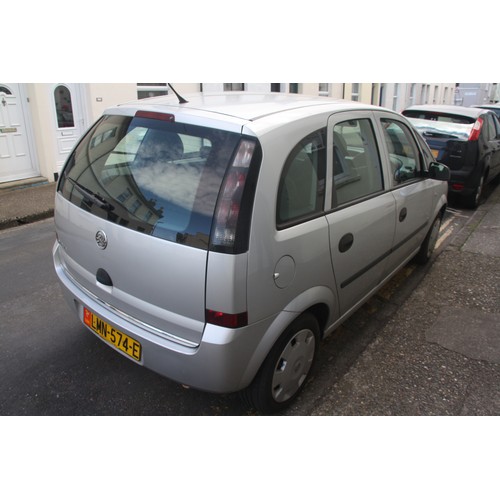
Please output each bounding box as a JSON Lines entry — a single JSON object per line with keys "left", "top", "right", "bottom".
{"left": 113, "top": 92, "right": 385, "bottom": 122}
{"left": 473, "top": 103, "right": 500, "bottom": 109}
{"left": 404, "top": 104, "right": 486, "bottom": 119}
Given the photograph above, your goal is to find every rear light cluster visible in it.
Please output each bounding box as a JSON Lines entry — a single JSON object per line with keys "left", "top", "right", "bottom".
{"left": 206, "top": 309, "right": 248, "bottom": 328}
{"left": 211, "top": 139, "right": 256, "bottom": 250}
{"left": 468, "top": 117, "right": 483, "bottom": 141}
{"left": 206, "top": 139, "right": 259, "bottom": 329}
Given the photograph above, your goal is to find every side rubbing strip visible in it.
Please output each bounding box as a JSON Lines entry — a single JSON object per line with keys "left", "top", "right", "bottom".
{"left": 340, "top": 222, "right": 427, "bottom": 289}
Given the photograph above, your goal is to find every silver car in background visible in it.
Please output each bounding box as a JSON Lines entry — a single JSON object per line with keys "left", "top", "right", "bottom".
{"left": 53, "top": 92, "right": 449, "bottom": 414}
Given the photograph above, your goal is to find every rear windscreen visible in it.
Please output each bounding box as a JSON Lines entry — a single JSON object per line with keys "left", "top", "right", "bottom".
{"left": 402, "top": 110, "right": 475, "bottom": 124}
{"left": 58, "top": 114, "right": 241, "bottom": 249}
{"left": 406, "top": 117, "right": 473, "bottom": 141}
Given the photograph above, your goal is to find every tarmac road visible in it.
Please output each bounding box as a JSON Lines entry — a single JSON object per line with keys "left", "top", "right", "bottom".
{"left": 0, "top": 178, "right": 499, "bottom": 416}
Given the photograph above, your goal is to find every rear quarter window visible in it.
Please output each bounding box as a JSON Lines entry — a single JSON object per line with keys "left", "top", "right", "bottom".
{"left": 276, "top": 129, "right": 326, "bottom": 227}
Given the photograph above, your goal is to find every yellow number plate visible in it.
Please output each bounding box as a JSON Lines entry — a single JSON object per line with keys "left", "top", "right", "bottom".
{"left": 84, "top": 308, "right": 142, "bottom": 361}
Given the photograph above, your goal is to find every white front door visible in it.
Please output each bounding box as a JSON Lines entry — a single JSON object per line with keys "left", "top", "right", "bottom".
{"left": 52, "top": 83, "right": 86, "bottom": 175}
{"left": 0, "top": 83, "right": 38, "bottom": 183}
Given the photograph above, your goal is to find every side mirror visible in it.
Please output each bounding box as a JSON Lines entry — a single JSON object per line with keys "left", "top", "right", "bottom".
{"left": 428, "top": 161, "right": 450, "bottom": 181}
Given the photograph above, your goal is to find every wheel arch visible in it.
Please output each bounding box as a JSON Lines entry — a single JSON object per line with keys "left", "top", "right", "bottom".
{"left": 239, "top": 286, "right": 336, "bottom": 389}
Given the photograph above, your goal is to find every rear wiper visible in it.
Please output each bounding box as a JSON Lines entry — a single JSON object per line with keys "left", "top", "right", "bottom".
{"left": 423, "top": 131, "right": 459, "bottom": 140}
{"left": 67, "top": 178, "right": 115, "bottom": 212}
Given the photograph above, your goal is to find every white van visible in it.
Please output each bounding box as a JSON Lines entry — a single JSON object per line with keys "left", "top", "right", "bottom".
{"left": 53, "top": 92, "right": 449, "bottom": 413}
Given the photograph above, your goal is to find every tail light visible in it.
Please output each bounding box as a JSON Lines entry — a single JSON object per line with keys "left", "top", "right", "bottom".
{"left": 468, "top": 117, "right": 483, "bottom": 141}
{"left": 206, "top": 309, "right": 248, "bottom": 328}
{"left": 210, "top": 139, "right": 257, "bottom": 252}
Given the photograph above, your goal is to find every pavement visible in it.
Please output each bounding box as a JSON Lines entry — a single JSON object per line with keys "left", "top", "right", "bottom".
{"left": 0, "top": 179, "right": 56, "bottom": 230}
{"left": 1, "top": 177, "right": 499, "bottom": 416}
{"left": 309, "top": 182, "right": 500, "bottom": 415}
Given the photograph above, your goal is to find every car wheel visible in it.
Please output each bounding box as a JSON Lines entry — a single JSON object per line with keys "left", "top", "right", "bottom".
{"left": 415, "top": 214, "right": 441, "bottom": 264}
{"left": 465, "top": 171, "right": 485, "bottom": 209}
{"left": 242, "top": 313, "right": 319, "bottom": 414}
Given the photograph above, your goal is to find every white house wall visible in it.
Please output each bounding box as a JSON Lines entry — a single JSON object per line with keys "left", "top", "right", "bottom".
{"left": 0, "top": 81, "right": 469, "bottom": 185}
{"left": 86, "top": 83, "right": 137, "bottom": 122}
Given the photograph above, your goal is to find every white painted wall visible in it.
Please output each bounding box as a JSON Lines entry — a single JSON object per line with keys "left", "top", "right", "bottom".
{"left": 86, "top": 83, "right": 137, "bottom": 120}
{"left": 3, "top": 81, "right": 460, "bottom": 185}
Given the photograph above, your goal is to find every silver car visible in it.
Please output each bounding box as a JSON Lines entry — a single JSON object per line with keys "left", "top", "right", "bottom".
{"left": 53, "top": 92, "right": 449, "bottom": 414}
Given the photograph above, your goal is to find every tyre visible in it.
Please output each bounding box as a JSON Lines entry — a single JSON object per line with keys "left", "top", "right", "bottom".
{"left": 464, "top": 171, "right": 486, "bottom": 209}
{"left": 242, "top": 313, "right": 319, "bottom": 415}
{"left": 415, "top": 214, "right": 441, "bottom": 264}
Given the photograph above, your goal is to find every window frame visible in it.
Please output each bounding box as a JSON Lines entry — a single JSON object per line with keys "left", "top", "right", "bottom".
{"left": 330, "top": 116, "right": 385, "bottom": 209}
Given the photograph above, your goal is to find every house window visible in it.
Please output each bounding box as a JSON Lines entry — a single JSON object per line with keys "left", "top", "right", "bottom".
{"left": 137, "top": 83, "right": 168, "bottom": 99}
{"left": 351, "top": 83, "right": 360, "bottom": 102}
{"left": 392, "top": 83, "right": 399, "bottom": 110}
{"left": 54, "top": 85, "right": 75, "bottom": 128}
{"left": 319, "top": 83, "right": 329, "bottom": 96}
{"left": 409, "top": 84, "right": 416, "bottom": 106}
{"left": 271, "top": 83, "right": 281, "bottom": 92}
{"left": 379, "top": 84, "right": 386, "bottom": 107}
{"left": 289, "top": 83, "right": 299, "bottom": 94}
{"left": 421, "top": 85, "right": 430, "bottom": 104}
{"left": 223, "top": 83, "right": 245, "bottom": 91}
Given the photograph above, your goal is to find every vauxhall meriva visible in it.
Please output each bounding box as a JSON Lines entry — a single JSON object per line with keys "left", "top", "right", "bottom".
{"left": 53, "top": 92, "right": 450, "bottom": 414}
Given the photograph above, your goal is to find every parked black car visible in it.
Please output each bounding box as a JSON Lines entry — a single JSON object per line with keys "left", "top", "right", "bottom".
{"left": 473, "top": 103, "right": 500, "bottom": 120}
{"left": 402, "top": 105, "right": 500, "bottom": 207}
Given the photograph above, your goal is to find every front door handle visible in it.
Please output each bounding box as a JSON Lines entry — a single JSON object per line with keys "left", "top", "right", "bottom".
{"left": 338, "top": 233, "right": 354, "bottom": 253}
{"left": 399, "top": 207, "right": 407, "bottom": 222}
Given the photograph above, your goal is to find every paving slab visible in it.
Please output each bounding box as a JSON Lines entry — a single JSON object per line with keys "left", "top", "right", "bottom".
{"left": 426, "top": 306, "right": 500, "bottom": 363}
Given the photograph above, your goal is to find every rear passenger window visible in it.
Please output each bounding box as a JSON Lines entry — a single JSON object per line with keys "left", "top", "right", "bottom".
{"left": 381, "top": 119, "right": 421, "bottom": 184}
{"left": 332, "top": 119, "right": 383, "bottom": 206}
{"left": 485, "top": 114, "right": 497, "bottom": 141}
{"left": 277, "top": 129, "right": 326, "bottom": 227}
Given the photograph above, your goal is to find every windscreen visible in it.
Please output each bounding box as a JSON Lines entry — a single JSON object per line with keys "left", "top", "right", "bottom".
{"left": 58, "top": 114, "right": 241, "bottom": 249}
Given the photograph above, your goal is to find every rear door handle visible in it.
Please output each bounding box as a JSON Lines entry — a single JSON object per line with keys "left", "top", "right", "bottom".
{"left": 399, "top": 207, "right": 407, "bottom": 222}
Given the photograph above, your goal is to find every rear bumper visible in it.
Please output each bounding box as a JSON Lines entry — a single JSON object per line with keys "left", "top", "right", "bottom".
{"left": 53, "top": 242, "right": 278, "bottom": 394}
{"left": 448, "top": 167, "right": 482, "bottom": 197}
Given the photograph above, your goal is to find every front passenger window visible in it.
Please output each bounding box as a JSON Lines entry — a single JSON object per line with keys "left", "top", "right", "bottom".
{"left": 381, "top": 119, "right": 420, "bottom": 183}
{"left": 332, "top": 118, "right": 383, "bottom": 206}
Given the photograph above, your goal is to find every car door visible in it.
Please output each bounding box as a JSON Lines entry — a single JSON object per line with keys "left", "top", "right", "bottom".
{"left": 485, "top": 113, "right": 500, "bottom": 178}
{"left": 325, "top": 111, "right": 396, "bottom": 317}
{"left": 375, "top": 112, "right": 436, "bottom": 274}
